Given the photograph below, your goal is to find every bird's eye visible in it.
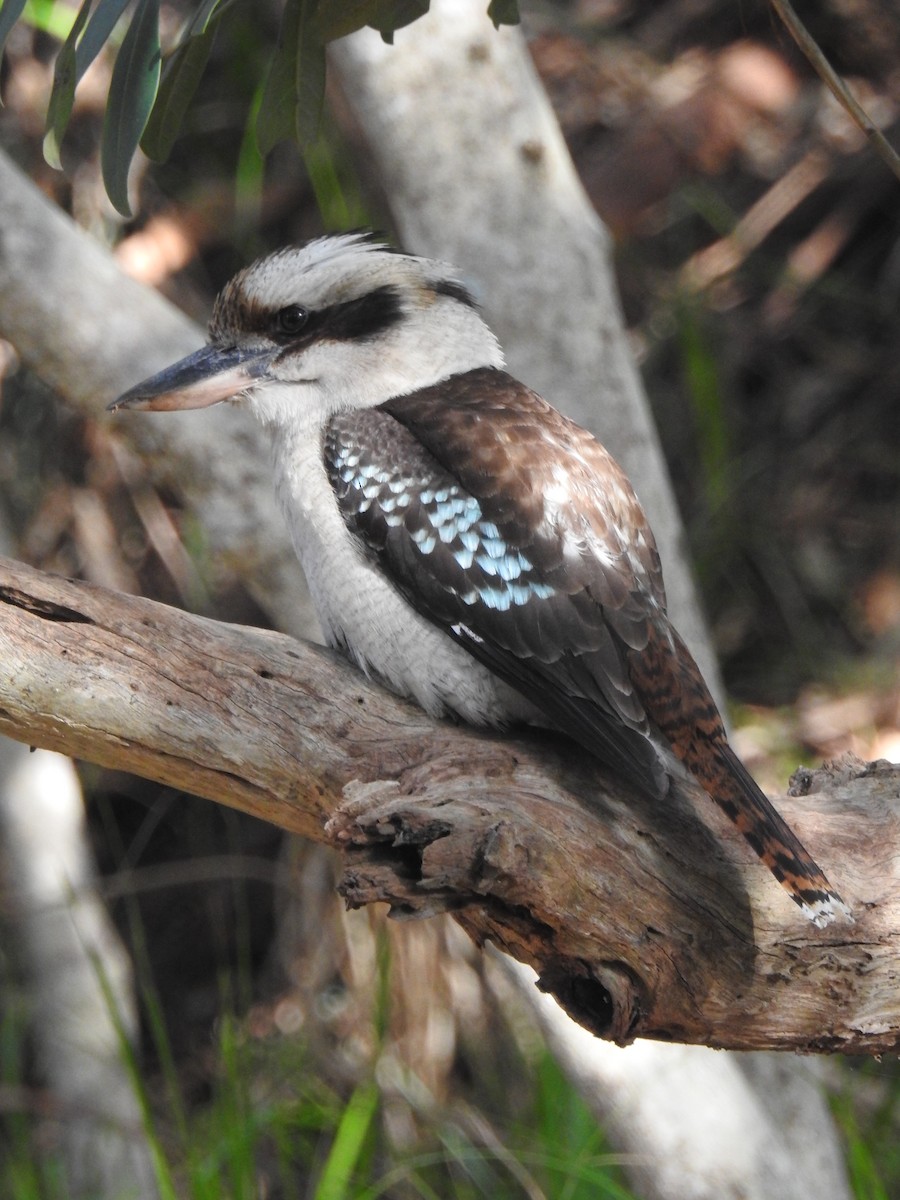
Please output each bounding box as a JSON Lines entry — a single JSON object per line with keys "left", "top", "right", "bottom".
{"left": 275, "top": 304, "right": 309, "bottom": 336}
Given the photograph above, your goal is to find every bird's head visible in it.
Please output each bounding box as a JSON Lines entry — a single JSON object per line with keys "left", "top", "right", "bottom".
{"left": 108, "top": 233, "right": 503, "bottom": 427}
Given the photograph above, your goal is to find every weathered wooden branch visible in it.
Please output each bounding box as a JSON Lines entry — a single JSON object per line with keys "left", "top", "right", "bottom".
{"left": 1, "top": 553, "right": 895, "bottom": 1053}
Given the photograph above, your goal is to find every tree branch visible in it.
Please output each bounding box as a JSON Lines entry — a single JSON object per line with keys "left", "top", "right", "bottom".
{"left": 0, "top": 554, "right": 893, "bottom": 1052}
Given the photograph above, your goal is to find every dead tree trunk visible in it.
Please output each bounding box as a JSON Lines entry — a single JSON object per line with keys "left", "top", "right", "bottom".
{"left": 1, "top": 554, "right": 894, "bottom": 1054}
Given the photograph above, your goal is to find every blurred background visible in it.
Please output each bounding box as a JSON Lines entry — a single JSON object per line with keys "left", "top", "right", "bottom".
{"left": 0, "top": 1, "right": 898, "bottom": 1197}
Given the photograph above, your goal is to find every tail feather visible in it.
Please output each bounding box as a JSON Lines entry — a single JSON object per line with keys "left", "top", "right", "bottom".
{"left": 631, "top": 619, "right": 850, "bottom": 924}
{"left": 694, "top": 740, "right": 851, "bottom": 926}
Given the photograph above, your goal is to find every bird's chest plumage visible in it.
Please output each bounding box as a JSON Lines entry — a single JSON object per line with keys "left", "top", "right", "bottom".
{"left": 268, "top": 413, "right": 534, "bottom": 727}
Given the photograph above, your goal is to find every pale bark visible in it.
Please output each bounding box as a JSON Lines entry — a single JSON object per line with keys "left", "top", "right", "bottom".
{"left": 0, "top": 738, "right": 160, "bottom": 1199}
{"left": 0, "top": 554, "right": 892, "bottom": 1065}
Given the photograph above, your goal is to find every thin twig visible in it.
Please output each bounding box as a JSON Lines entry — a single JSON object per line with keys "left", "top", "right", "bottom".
{"left": 770, "top": 0, "right": 900, "bottom": 185}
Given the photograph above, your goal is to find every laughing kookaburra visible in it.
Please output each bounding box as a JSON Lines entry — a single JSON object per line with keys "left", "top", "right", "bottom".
{"left": 110, "top": 232, "right": 848, "bottom": 925}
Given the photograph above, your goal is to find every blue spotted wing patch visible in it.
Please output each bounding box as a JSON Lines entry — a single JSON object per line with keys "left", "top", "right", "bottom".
{"left": 327, "top": 409, "right": 556, "bottom": 614}
{"left": 324, "top": 403, "right": 668, "bottom": 799}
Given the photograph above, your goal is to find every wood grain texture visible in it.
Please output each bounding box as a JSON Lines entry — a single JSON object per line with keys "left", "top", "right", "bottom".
{"left": 0, "top": 554, "right": 896, "bottom": 1052}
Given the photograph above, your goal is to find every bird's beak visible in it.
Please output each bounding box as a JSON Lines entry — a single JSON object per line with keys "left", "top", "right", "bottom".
{"left": 107, "top": 343, "right": 276, "bottom": 413}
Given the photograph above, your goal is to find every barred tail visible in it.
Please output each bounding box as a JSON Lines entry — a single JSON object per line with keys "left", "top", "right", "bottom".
{"left": 629, "top": 618, "right": 849, "bottom": 923}
{"left": 696, "top": 740, "right": 850, "bottom": 926}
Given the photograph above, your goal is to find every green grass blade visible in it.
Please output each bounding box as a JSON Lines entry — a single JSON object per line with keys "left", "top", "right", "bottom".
{"left": 95, "top": 791, "right": 193, "bottom": 1153}
{"left": 678, "top": 303, "right": 731, "bottom": 517}
{"left": 832, "top": 1094, "right": 890, "bottom": 1200}
{"left": 313, "top": 1082, "right": 379, "bottom": 1200}
{"left": 100, "top": 0, "right": 160, "bottom": 215}
{"left": 217, "top": 1010, "right": 257, "bottom": 1200}
{"left": 87, "top": 946, "right": 180, "bottom": 1200}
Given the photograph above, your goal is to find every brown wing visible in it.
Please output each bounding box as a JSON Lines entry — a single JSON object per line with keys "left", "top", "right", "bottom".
{"left": 326, "top": 370, "right": 671, "bottom": 799}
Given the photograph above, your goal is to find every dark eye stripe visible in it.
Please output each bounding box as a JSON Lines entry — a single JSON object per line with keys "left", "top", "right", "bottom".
{"left": 429, "top": 278, "right": 477, "bottom": 309}
{"left": 216, "top": 275, "right": 472, "bottom": 347}
{"left": 316, "top": 286, "right": 404, "bottom": 341}
{"left": 265, "top": 285, "right": 404, "bottom": 347}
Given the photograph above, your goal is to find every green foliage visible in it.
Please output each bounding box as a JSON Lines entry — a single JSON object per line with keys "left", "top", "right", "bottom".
{"left": 303, "top": 125, "right": 372, "bottom": 232}
{"left": 0, "top": 930, "right": 631, "bottom": 1200}
{"left": 0, "top": 1, "right": 29, "bottom": 61}
{"left": 676, "top": 300, "right": 732, "bottom": 526}
{"left": 1, "top": 0, "right": 521, "bottom": 216}
{"left": 67, "top": 0, "right": 130, "bottom": 66}
{"left": 487, "top": 0, "right": 519, "bottom": 27}
{"left": 314, "top": 1082, "right": 380, "bottom": 1200}
{"left": 5, "top": 898, "right": 900, "bottom": 1200}
{"left": 832, "top": 1091, "right": 892, "bottom": 1200}
{"left": 101, "top": 0, "right": 160, "bottom": 215}
{"left": 314, "top": 0, "right": 425, "bottom": 44}
{"left": 141, "top": 16, "right": 217, "bottom": 164}
{"left": 515, "top": 1051, "right": 633, "bottom": 1200}
{"left": 257, "top": 0, "right": 325, "bottom": 156}
{"left": 43, "top": 1, "right": 93, "bottom": 169}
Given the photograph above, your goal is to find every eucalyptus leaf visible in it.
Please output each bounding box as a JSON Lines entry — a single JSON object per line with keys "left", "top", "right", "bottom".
{"left": 294, "top": 1, "right": 325, "bottom": 146}
{"left": 141, "top": 20, "right": 215, "bottom": 162}
{"left": 0, "top": 0, "right": 28, "bottom": 60}
{"left": 188, "top": 0, "right": 221, "bottom": 35}
{"left": 101, "top": 0, "right": 161, "bottom": 216}
{"left": 235, "top": 80, "right": 266, "bottom": 238}
{"left": 367, "top": 0, "right": 429, "bottom": 42}
{"left": 256, "top": 0, "right": 302, "bottom": 157}
{"left": 313, "top": 0, "right": 386, "bottom": 43}
{"left": 43, "top": 0, "right": 92, "bottom": 169}
{"left": 187, "top": 0, "right": 238, "bottom": 37}
{"left": 487, "top": 0, "right": 519, "bottom": 27}
{"left": 257, "top": 0, "right": 325, "bottom": 155}
{"left": 75, "top": 0, "right": 131, "bottom": 82}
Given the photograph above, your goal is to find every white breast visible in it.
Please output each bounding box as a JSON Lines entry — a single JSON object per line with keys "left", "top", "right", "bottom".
{"left": 270, "top": 421, "right": 535, "bottom": 729}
